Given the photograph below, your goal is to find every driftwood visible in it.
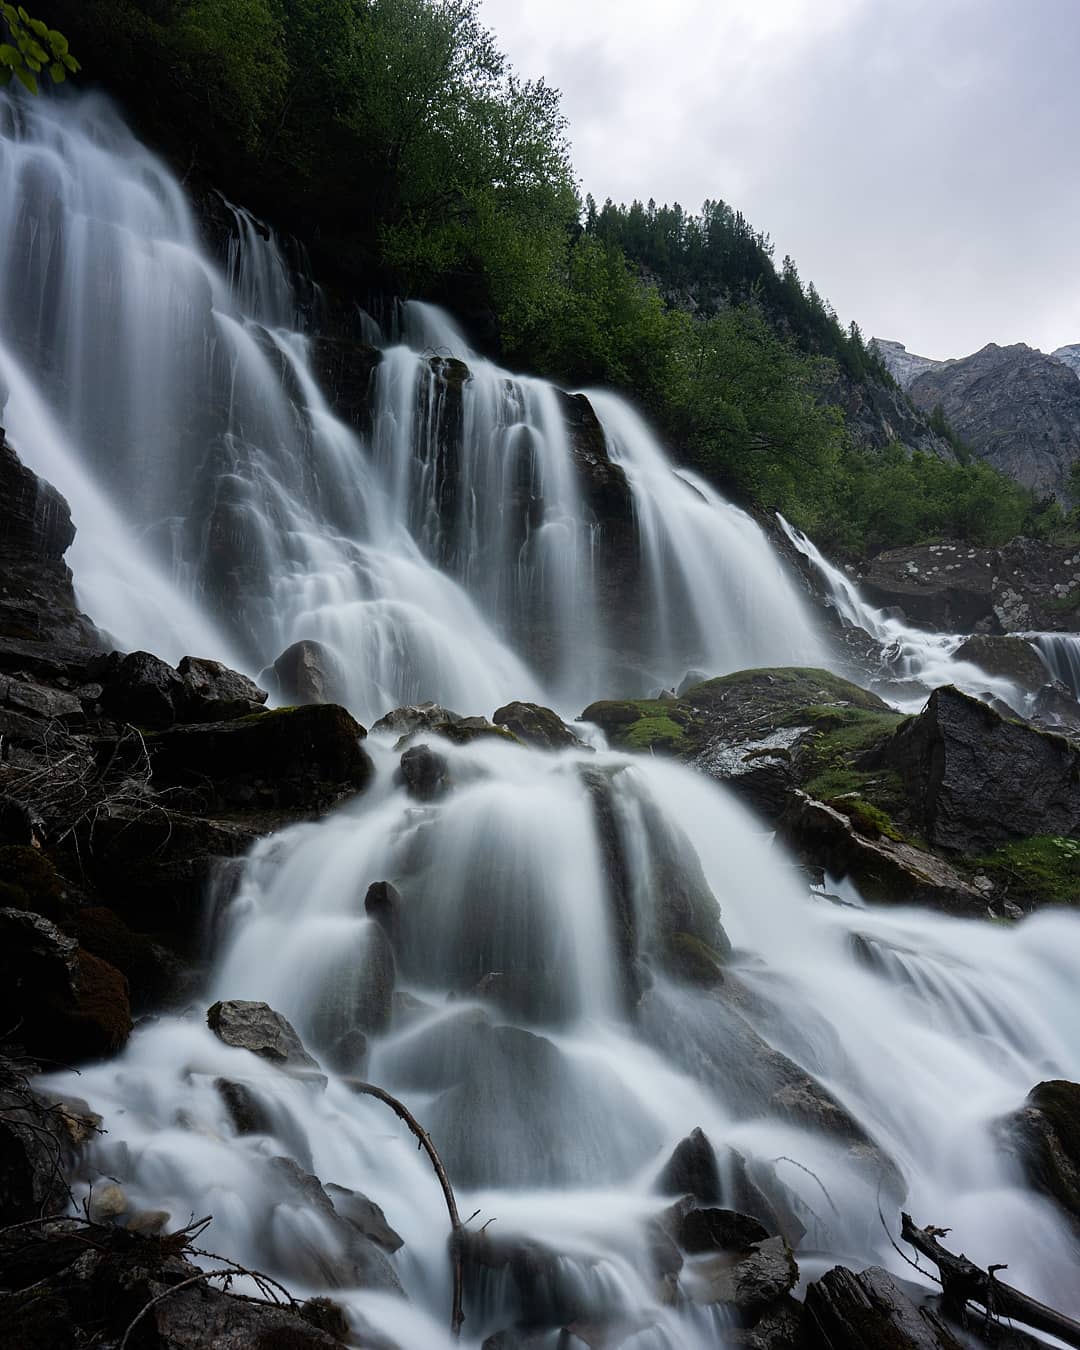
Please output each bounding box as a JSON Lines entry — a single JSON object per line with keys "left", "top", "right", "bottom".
{"left": 346, "top": 1079, "right": 465, "bottom": 1337}
{"left": 901, "top": 1212, "right": 1080, "bottom": 1349}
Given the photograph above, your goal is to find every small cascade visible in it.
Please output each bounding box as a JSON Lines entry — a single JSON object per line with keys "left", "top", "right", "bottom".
{"left": 1030, "top": 631, "right": 1080, "bottom": 698}
{"left": 776, "top": 515, "right": 1044, "bottom": 712}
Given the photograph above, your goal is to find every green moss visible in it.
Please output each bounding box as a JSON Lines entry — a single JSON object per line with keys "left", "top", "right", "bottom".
{"left": 623, "top": 715, "right": 687, "bottom": 751}
{"left": 687, "top": 666, "right": 887, "bottom": 712}
{"left": 1045, "top": 587, "right": 1080, "bottom": 613}
{"left": 825, "top": 795, "right": 906, "bottom": 842}
{"left": 970, "top": 836, "right": 1080, "bottom": 907}
{"left": 664, "top": 931, "right": 726, "bottom": 986}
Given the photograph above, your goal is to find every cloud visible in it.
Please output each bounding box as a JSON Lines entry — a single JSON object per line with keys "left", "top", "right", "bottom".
{"left": 480, "top": 0, "right": 1080, "bottom": 358}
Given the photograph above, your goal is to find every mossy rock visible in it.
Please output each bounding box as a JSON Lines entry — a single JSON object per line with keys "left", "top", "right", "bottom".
{"left": 968, "top": 835, "right": 1080, "bottom": 908}
{"left": 824, "top": 796, "right": 906, "bottom": 843}
{"left": 0, "top": 847, "right": 67, "bottom": 920}
{"left": 581, "top": 699, "right": 691, "bottom": 753}
{"left": 664, "top": 931, "right": 727, "bottom": 987}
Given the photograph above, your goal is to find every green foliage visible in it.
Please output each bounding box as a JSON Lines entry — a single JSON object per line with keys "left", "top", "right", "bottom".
{"left": 972, "top": 836, "right": 1080, "bottom": 907}
{"left": 0, "top": 3, "right": 78, "bottom": 93}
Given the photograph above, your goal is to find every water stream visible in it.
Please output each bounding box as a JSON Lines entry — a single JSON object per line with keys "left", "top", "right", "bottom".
{"left": 3, "top": 90, "right": 1079, "bottom": 1347}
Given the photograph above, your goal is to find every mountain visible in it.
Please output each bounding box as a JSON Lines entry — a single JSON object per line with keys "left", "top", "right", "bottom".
{"left": 1053, "top": 344, "right": 1080, "bottom": 378}
{"left": 905, "top": 343, "right": 1080, "bottom": 504}
{"left": 870, "top": 338, "right": 946, "bottom": 390}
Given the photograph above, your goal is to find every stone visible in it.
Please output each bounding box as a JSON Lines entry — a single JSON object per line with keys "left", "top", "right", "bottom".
{"left": 656, "top": 1128, "right": 723, "bottom": 1204}
{"left": 0, "top": 1059, "right": 74, "bottom": 1222}
{"left": 270, "top": 639, "right": 346, "bottom": 706}
{"left": 177, "top": 654, "right": 268, "bottom": 720}
{"left": 677, "top": 1208, "right": 771, "bottom": 1254}
{"left": 0, "top": 793, "right": 40, "bottom": 847}
{"left": 953, "top": 635, "right": 1050, "bottom": 692}
{"left": 396, "top": 742, "right": 449, "bottom": 800}
{"left": 310, "top": 920, "right": 395, "bottom": 1046}
{"left": 97, "top": 650, "right": 187, "bottom": 729}
{"left": 1000, "top": 1079, "right": 1080, "bottom": 1232}
{"left": 206, "top": 999, "right": 323, "bottom": 1077}
{"left": 87, "top": 1181, "right": 128, "bottom": 1222}
{"left": 267, "top": 1156, "right": 402, "bottom": 1293}
{"left": 325, "top": 1181, "right": 404, "bottom": 1253}
{"left": 126, "top": 1209, "right": 171, "bottom": 1236}
{"left": 214, "top": 1077, "right": 275, "bottom": 1135}
{"left": 686, "top": 1235, "right": 798, "bottom": 1320}
{"left": 146, "top": 703, "right": 373, "bottom": 812}
{"left": 364, "top": 880, "right": 401, "bottom": 945}
{"left": 371, "top": 702, "right": 461, "bottom": 738}
{"left": 801, "top": 1264, "right": 963, "bottom": 1349}
{"left": 779, "top": 792, "right": 987, "bottom": 914}
{"left": 492, "top": 701, "right": 584, "bottom": 750}
{"left": 879, "top": 685, "right": 1080, "bottom": 853}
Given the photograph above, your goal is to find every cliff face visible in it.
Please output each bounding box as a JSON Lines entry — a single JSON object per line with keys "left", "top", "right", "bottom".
{"left": 907, "top": 343, "right": 1080, "bottom": 504}
{"left": 870, "top": 339, "right": 945, "bottom": 390}
{"left": 1052, "top": 344, "right": 1080, "bottom": 379}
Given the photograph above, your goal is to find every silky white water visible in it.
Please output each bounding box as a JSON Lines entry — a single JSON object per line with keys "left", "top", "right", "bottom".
{"left": 3, "top": 89, "right": 1079, "bottom": 1347}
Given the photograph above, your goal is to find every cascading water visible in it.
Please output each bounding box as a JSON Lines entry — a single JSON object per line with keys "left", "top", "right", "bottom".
{"left": 1030, "top": 631, "right": 1080, "bottom": 699}
{"left": 5, "top": 89, "right": 1080, "bottom": 1347}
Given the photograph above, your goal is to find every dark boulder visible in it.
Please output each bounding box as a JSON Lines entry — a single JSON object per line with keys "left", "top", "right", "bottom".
{"left": 207, "top": 999, "right": 323, "bottom": 1078}
{"left": 779, "top": 792, "right": 987, "bottom": 914}
{"left": 953, "top": 635, "right": 1049, "bottom": 692}
{"left": 72, "top": 905, "right": 182, "bottom": 1010}
{"left": 98, "top": 650, "right": 187, "bottom": 729}
{"left": 0, "top": 795, "right": 40, "bottom": 848}
{"left": 0, "top": 1058, "right": 74, "bottom": 1222}
{"left": 879, "top": 685, "right": 1080, "bottom": 852}
{"left": 310, "top": 335, "right": 382, "bottom": 434}
{"left": 214, "top": 1078, "right": 275, "bottom": 1136}
{"left": 492, "top": 701, "right": 584, "bottom": 751}
{"left": 396, "top": 742, "right": 449, "bottom": 800}
{"left": 364, "top": 880, "right": 402, "bottom": 946}
{"left": 270, "top": 639, "right": 346, "bottom": 706}
{"left": 0, "top": 1216, "right": 351, "bottom": 1348}
{"left": 1000, "top": 1079, "right": 1080, "bottom": 1232}
{"left": 684, "top": 1234, "right": 798, "bottom": 1323}
{"left": 677, "top": 1208, "right": 771, "bottom": 1254}
{"left": 656, "top": 1128, "right": 723, "bottom": 1204}
{"left": 146, "top": 703, "right": 373, "bottom": 812}
{"left": 801, "top": 1264, "right": 962, "bottom": 1349}
{"left": 309, "top": 920, "right": 395, "bottom": 1047}
{"left": 177, "top": 654, "right": 267, "bottom": 720}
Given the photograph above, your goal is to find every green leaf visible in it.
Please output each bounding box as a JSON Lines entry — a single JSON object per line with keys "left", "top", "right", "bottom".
{"left": 48, "top": 59, "right": 62, "bottom": 82}
{"left": 27, "top": 39, "right": 45, "bottom": 61}
{"left": 24, "top": 53, "right": 38, "bottom": 71}
{"left": 28, "top": 16, "right": 45, "bottom": 37}
{"left": 47, "top": 29, "right": 67, "bottom": 55}
{"left": 0, "top": 42, "right": 19, "bottom": 65}
{"left": 61, "top": 51, "right": 77, "bottom": 71}
{"left": 13, "top": 63, "right": 36, "bottom": 93}
{"left": 17, "top": 6, "right": 29, "bottom": 22}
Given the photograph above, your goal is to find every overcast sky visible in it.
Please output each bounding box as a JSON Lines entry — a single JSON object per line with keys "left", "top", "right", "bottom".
{"left": 481, "top": 0, "right": 1080, "bottom": 360}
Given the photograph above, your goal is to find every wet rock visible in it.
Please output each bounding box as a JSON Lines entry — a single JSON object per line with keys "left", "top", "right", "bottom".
{"left": 325, "top": 1028, "right": 368, "bottom": 1074}
{"left": 98, "top": 649, "right": 187, "bottom": 729}
{"left": 270, "top": 639, "right": 346, "bottom": 706}
{"left": 953, "top": 635, "right": 1049, "bottom": 692}
{"left": 730, "top": 1295, "right": 803, "bottom": 1348}
{"left": 310, "top": 919, "right": 395, "bottom": 1044}
{"left": 207, "top": 999, "right": 323, "bottom": 1077}
{"left": 779, "top": 792, "right": 987, "bottom": 914}
{"left": 371, "top": 701, "right": 461, "bottom": 738}
{"left": 214, "top": 1077, "right": 275, "bottom": 1135}
{"left": 492, "top": 701, "right": 584, "bottom": 750}
{"left": 657, "top": 1128, "right": 723, "bottom": 1203}
{"left": 1001, "top": 1079, "right": 1080, "bottom": 1231}
{"left": 801, "top": 1264, "right": 962, "bottom": 1349}
{"left": 879, "top": 685, "right": 1080, "bottom": 853}
{"left": 396, "top": 741, "right": 449, "bottom": 800}
{"left": 364, "top": 880, "right": 401, "bottom": 945}
{"left": 73, "top": 949, "right": 134, "bottom": 1056}
{"left": 88, "top": 1181, "right": 128, "bottom": 1222}
{"left": 434, "top": 714, "right": 520, "bottom": 746}
{"left": 126, "top": 1209, "right": 171, "bottom": 1236}
{"left": 325, "top": 1181, "right": 404, "bottom": 1253}
{"left": 146, "top": 702, "right": 373, "bottom": 812}
{"left": 677, "top": 1208, "right": 771, "bottom": 1254}
{"left": 0, "top": 673, "right": 83, "bottom": 721}
{"left": 0, "top": 794, "right": 40, "bottom": 847}
{"left": 268, "top": 1156, "right": 402, "bottom": 1293}
{"left": 0, "top": 1216, "right": 350, "bottom": 1349}
{"left": 72, "top": 905, "right": 182, "bottom": 1010}
{"left": 462, "top": 1228, "right": 598, "bottom": 1329}
{"left": 310, "top": 335, "right": 382, "bottom": 434}
{"left": 687, "top": 1235, "right": 798, "bottom": 1321}
{"left": 177, "top": 654, "right": 267, "bottom": 720}
{"left": 0, "top": 1059, "right": 74, "bottom": 1222}
{"left": 0, "top": 844, "right": 68, "bottom": 920}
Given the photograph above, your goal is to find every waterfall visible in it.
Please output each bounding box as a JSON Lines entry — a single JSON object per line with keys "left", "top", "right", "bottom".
{"left": 1030, "top": 631, "right": 1080, "bottom": 699}
{"left": 0, "top": 90, "right": 824, "bottom": 721}
{"left": 5, "top": 89, "right": 1080, "bottom": 1348}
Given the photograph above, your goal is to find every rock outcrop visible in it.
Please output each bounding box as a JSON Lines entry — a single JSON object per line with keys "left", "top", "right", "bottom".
{"left": 1001, "top": 1079, "right": 1080, "bottom": 1233}
{"left": 908, "top": 342, "right": 1080, "bottom": 505}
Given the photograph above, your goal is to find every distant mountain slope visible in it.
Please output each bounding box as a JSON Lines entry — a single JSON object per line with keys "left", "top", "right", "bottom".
{"left": 870, "top": 339, "right": 946, "bottom": 390}
{"left": 1052, "top": 344, "right": 1080, "bottom": 378}
{"left": 905, "top": 343, "right": 1080, "bottom": 504}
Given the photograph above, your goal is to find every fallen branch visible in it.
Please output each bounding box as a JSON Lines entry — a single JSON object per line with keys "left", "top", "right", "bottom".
{"left": 901, "top": 1212, "right": 1080, "bottom": 1348}
{"left": 346, "top": 1079, "right": 464, "bottom": 1337}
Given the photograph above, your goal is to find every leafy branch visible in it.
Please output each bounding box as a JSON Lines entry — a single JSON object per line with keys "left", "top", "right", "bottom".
{"left": 0, "top": 3, "right": 79, "bottom": 94}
